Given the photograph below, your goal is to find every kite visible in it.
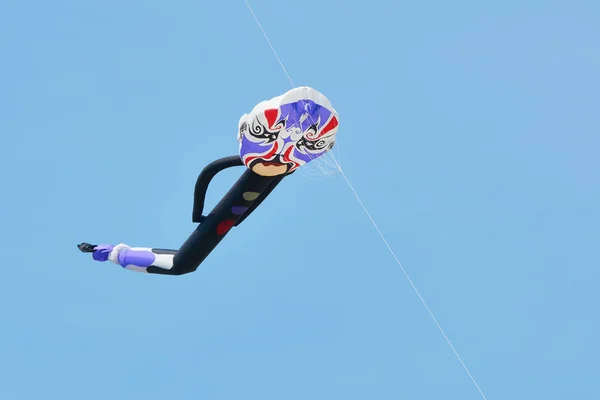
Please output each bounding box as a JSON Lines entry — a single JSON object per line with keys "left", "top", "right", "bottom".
{"left": 78, "top": 86, "right": 339, "bottom": 275}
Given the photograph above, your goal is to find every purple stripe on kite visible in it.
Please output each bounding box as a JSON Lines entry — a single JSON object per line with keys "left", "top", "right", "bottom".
{"left": 118, "top": 249, "right": 156, "bottom": 268}
{"left": 241, "top": 135, "right": 271, "bottom": 157}
{"left": 279, "top": 100, "right": 332, "bottom": 133}
{"left": 92, "top": 244, "right": 114, "bottom": 262}
{"left": 232, "top": 206, "right": 248, "bottom": 215}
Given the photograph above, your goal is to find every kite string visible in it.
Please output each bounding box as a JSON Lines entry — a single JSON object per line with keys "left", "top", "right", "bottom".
{"left": 244, "top": 0, "right": 295, "bottom": 88}
{"left": 334, "top": 163, "right": 488, "bottom": 400}
{"left": 243, "top": 2, "right": 488, "bottom": 400}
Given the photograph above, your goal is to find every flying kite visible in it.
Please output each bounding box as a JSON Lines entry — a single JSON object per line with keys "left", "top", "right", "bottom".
{"left": 78, "top": 86, "right": 339, "bottom": 275}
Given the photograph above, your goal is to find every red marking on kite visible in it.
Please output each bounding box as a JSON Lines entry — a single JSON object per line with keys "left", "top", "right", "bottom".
{"left": 282, "top": 144, "right": 301, "bottom": 171}
{"left": 217, "top": 220, "right": 235, "bottom": 235}
{"left": 319, "top": 116, "right": 338, "bottom": 137}
{"left": 264, "top": 108, "right": 279, "bottom": 129}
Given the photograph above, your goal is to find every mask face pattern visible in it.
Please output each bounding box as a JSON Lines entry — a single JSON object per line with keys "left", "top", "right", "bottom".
{"left": 238, "top": 87, "right": 339, "bottom": 177}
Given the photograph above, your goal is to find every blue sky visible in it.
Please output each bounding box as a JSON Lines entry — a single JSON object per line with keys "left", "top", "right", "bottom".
{"left": 1, "top": 1, "right": 599, "bottom": 399}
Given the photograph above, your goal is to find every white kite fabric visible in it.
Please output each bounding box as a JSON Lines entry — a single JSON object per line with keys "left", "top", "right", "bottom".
{"left": 237, "top": 87, "right": 339, "bottom": 177}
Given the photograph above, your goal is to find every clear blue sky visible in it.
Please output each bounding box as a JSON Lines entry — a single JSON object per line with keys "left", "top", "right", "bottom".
{"left": 1, "top": 1, "right": 598, "bottom": 399}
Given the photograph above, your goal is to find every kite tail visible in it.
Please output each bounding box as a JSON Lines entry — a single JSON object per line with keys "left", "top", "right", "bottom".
{"left": 91, "top": 243, "right": 177, "bottom": 274}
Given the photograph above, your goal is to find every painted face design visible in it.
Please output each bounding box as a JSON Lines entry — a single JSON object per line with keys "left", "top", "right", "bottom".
{"left": 238, "top": 87, "right": 339, "bottom": 176}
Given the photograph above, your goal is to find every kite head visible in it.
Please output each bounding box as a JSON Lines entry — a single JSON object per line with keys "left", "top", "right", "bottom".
{"left": 238, "top": 87, "right": 339, "bottom": 177}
